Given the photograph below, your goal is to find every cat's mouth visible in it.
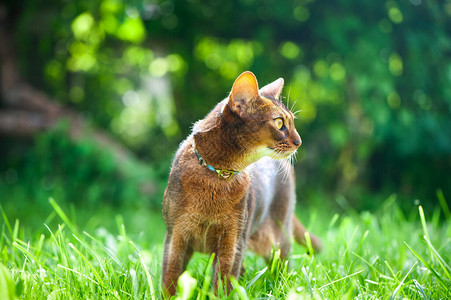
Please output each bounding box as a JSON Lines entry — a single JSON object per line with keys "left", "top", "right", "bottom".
{"left": 249, "top": 146, "right": 297, "bottom": 163}
{"left": 268, "top": 147, "right": 297, "bottom": 160}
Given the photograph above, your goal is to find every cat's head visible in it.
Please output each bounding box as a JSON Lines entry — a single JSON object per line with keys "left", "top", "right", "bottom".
{"left": 223, "top": 71, "right": 301, "bottom": 163}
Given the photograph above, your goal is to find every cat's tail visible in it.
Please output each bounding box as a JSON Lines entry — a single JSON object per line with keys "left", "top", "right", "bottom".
{"left": 292, "top": 215, "right": 323, "bottom": 253}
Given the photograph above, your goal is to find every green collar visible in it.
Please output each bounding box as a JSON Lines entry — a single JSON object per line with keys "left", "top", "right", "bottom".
{"left": 194, "top": 149, "right": 240, "bottom": 180}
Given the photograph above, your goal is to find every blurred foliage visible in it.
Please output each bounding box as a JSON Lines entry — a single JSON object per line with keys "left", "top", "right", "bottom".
{"left": 2, "top": 0, "right": 451, "bottom": 213}
{"left": 0, "top": 124, "right": 164, "bottom": 223}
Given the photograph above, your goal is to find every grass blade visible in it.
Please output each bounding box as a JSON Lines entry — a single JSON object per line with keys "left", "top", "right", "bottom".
{"left": 57, "top": 264, "right": 100, "bottom": 285}
{"left": 304, "top": 232, "right": 314, "bottom": 256}
{"left": 418, "top": 206, "right": 430, "bottom": 242}
{"left": 83, "top": 231, "right": 121, "bottom": 266}
{"left": 352, "top": 252, "right": 380, "bottom": 275}
{"left": 436, "top": 189, "right": 450, "bottom": 220}
{"left": 72, "top": 234, "right": 107, "bottom": 277}
{"left": 301, "top": 266, "right": 313, "bottom": 297}
{"left": 404, "top": 242, "right": 448, "bottom": 289}
{"left": 412, "top": 279, "right": 428, "bottom": 299}
{"left": 68, "top": 242, "right": 105, "bottom": 287}
{"left": 129, "top": 241, "right": 156, "bottom": 300}
{"left": 49, "top": 197, "right": 77, "bottom": 233}
{"left": 422, "top": 238, "right": 451, "bottom": 281}
{"left": 230, "top": 276, "right": 249, "bottom": 300}
{"left": 197, "top": 253, "right": 215, "bottom": 300}
{"left": 0, "top": 205, "right": 13, "bottom": 238}
{"left": 389, "top": 262, "right": 417, "bottom": 300}
{"left": 246, "top": 266, "right": 267, "bottom": 289}
{"left": 319, "top": 270, "right": 364, "bottom": 290}
{"left": 12, "top": 241, "right": 63, "bottom": 282}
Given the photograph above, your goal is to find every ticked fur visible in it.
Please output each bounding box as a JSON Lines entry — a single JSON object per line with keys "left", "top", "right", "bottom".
{"left": 161, "top": 71, "right": 322, "bottom": 297}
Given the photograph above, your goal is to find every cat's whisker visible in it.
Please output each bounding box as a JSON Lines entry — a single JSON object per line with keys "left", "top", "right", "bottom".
{"left": 276, "top": 163, "right": 284, "bottom": 175}
{"left": 274, "top": 152, "right": 283, "bottom": 168}
{"left": 279, "top": 152, "right": 296, "bottom": 183}
{"left": 290, "top": 99, "right": 298, "bottom": 113}
{"left": 280, "top": 95, "right": 286, "bottom": 106}
{"left": 270, "top": 150, "right": 280, "bottom": 164}
{"left": 292, "top": 109, "right": 302, "bottom": 118}
{"left": 280, "top": 162, "right": 289, "bottom": 178}
{"left": 281, "top": 153, "right": 291, "bottom": 179}
{"left": 281, "top": 159, "right": 291, "bottom": 183}
{"left": 290, "top": 150, "right": 298, "bottom": 164}
{"left": 272, "top": 148, "right": 288, "bottom": 176}
{"left": 274, "top": 158, "right": 283, "bottom": 174}
{"left": 286, "top": 85, "right": 292, "bottom": 109}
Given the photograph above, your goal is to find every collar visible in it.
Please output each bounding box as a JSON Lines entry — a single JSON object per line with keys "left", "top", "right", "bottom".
{"left": 194, "top": 148, "right": 240, "bottom": 180}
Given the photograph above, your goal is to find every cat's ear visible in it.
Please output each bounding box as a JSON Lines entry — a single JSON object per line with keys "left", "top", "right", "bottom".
{"left": 259, "top": 78, "right": 284, "bottom": 100}
{"left": 227, "top": 71, "right": 260, "bottom": 117}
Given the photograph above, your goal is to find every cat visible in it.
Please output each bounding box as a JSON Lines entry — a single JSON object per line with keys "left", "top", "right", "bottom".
{"left": 161, "top": 71, "right": 322, "bottom": 296}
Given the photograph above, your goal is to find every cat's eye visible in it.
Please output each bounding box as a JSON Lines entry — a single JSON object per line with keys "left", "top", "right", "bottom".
{"left": 274, "top": 118, "right": 284, "bottom": 130}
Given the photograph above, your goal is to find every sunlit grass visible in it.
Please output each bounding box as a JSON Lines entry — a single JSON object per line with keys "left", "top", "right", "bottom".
{"left": 1, "top": 195, "right": 450, "bottom": 299}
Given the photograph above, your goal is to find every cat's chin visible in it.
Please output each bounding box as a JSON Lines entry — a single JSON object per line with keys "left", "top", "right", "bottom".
{"left": 271, "top": 149, "right": 296, "bottom": 161}
{"left": 264, "top": 147, "right": 296, "bottom": 161}
{"left": 247, "top": 146, "right": 296, "bottom": 164}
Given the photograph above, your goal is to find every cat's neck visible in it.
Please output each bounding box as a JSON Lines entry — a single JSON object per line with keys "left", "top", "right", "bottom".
{"left": 193, "top": 125, "right": 248, "bottom": 172}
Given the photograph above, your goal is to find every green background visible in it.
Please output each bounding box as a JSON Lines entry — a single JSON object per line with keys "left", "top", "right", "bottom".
{"left": 1, "top": 0, "right": 451, "bottom": 221}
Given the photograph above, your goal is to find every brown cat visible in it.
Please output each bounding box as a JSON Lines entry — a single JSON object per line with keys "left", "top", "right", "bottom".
{"left": 161, "top": 71, "right": 322, "bottom": 296}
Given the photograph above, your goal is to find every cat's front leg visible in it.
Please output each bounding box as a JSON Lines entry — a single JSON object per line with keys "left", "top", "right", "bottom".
{"left": 230, "top": 234, "right": 246, "bottom": 278}
{"left": 162, "top": 226, "right": 191, "bottom": 297}
{"left": 212, "top": 229, "right": 240, "bottom": 293}
{"left": 233, "top": 195, "right": 254, "bottom": 277}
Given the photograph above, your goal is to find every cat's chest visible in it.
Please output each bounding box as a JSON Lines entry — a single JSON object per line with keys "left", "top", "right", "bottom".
{"left": 181, "top": 190, "right": 247, "bottom": 253}
{"left": 185, "top": 180, "right": 249, "bottom": 216}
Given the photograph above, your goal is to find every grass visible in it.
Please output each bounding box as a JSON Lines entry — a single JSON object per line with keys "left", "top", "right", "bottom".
{"left": 1, "top": 194, "right": 450, "bottom": 299}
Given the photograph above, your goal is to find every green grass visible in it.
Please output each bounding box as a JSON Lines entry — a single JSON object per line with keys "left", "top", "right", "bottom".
{"left": 1, "top": 195, "right": 450, "bottom": 299}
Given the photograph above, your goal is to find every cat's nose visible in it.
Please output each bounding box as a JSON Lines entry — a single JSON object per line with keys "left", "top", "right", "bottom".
{"left": 292, "top": 130, "right": 302, "bottom": 147}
